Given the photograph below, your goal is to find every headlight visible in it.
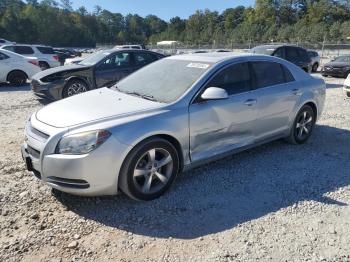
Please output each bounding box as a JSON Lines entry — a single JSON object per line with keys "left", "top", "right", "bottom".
{"left": 56, "top": 130, "right": 111, "bottom": 155}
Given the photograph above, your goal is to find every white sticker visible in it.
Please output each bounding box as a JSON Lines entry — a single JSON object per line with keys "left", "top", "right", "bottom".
{"left": 103, "top": 52, "right": 111, "bottom": 55}
{"left": 187, "top": 63, "right": 210, "bottom": 69}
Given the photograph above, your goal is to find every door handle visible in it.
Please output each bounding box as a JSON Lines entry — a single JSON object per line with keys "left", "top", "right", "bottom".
{"left": 291, "top": 88, "right": 300, "bottom": 95}
{"left": 244, "top": 99, "right": 257, "bottom": 106}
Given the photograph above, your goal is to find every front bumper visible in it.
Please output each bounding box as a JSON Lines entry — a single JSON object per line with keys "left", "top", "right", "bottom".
{"left": 31, "top": 79, "right": 65, "bottom": 101}
{"left": 22, "top": 117, "right": 131, "bottom": 196}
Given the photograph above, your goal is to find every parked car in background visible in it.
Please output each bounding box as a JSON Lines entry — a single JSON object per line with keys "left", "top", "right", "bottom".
{"left": 0, "top": 45, "right": 60, "bottom": 70}
{"left": 114, "top": 44, "right": 146, "bottom": 50}
{"left": 251, "top": 44, "right": 312, "bottom": 73}
{"left": 31, "top": 49, "right": 165, "bottom": 100}
{"left": 0, "top": 49, "right": 40, "bottom": 85}
{"left": 22, "top": 53, "right": 326, "bottom": 200}
{"left": 307, "top": 50, "right": 320, "bottom": 72}
{"left": 64, "top": 56, "right": 85, "bottom": 65}
{"left": 343, "top": 74, "right": 350, "bottom": 97}
{"left": 53, "top": 48, "right": 75, "bottom": 65}
{"left": 322, "top": 55, "right": 350, "bottom": 78}
{"left": 0, "top": 38, "right": 15, "bottom": 46}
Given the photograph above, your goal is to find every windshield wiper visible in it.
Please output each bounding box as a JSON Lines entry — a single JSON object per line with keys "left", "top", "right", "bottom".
{"left": 124, "top": 91, "right": 159, "bottom": 102}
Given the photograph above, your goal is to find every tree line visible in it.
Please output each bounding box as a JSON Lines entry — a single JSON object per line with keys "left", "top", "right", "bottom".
{"left": 0, "top": 0, "right": 350, "bottom": 47}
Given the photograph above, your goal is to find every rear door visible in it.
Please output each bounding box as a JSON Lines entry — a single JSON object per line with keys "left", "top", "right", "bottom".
{"left": 250, "top": 60, "right": 299, "bottom": 141}
{"left": 189, "top": 62, "right": 258, "bottom": 162}
{"left": 0, "top": 52, "right": 11, "bottom": 82}
{"left": 131, "top": 52, "right": 159, "bottom": 73}
{"left": 94, "top": 51, "right": 132, "bottom": 88}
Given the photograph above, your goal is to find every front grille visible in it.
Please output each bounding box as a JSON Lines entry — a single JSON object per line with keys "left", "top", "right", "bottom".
{"left": 47, "top": 177, "right": 90, "bottom": 189}
{"left": 30, "top": 125, "right": 50, "bottom": 140}
{"left": 27, "top": 145, "right": 40, "bottom": 159}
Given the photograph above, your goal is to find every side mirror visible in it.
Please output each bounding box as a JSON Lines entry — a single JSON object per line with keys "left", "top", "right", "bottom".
{"left": 201, "top": 87, "right": 228, "bottom": 101}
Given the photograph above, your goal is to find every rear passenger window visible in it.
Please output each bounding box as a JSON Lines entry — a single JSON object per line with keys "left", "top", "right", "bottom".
{"left": 14, "top": 46, "right": 34, "bottom": 55}
{"left": 286, "top": 47, "right": 299, "bottom": 62}
{"left": 36, "top": 46, "right": 55, "bottom": 54}
{"left": 0, "top": 52, "right": 9, "bottom": 60}
{"left": 251, "top": 61, "right": 286, "bottom": 88}
{"left": 134, "top": 53, "right": 157, "bottom": 66}
{"left": 282, "top": 65, "right": 295, "bottom": 82}
{"left": 207, "top": 62, "right": 251, "bottom": 95}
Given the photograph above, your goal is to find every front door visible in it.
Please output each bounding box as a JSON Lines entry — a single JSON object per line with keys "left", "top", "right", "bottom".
{"left": 95, "top": 52, "right": 132, "bottom": 88}
{"left": 189, "top": 62, "right": 258, "bottom": 162}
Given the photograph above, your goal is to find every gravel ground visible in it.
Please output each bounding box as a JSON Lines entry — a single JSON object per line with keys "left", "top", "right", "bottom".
{"left": 0, "top": 74, "right": 349, "bottom": 262}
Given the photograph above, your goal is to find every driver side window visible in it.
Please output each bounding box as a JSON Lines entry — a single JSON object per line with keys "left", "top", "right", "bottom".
{"left": 98, "top": 52, "right": 131, "bottom": 70}
{"left": 206, "top": 62, "right": 252, "bottom": 96}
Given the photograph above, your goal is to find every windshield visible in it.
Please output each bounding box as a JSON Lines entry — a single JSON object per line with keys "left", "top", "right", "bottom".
{"left": 333, "top": 56, "right": 350, "bottom": 62}
{"left": 251, "top": 46, "right": 276, "bottom": 55}
{"left": 115, "top": 59, "right": 212, "bottom": 103}
{"left": 79, "top": 51, "right": 110, "bottom": 66}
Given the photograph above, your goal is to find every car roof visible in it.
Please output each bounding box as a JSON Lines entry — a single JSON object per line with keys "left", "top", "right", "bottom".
{"left": 166, "top": 52, "right": 261, "bottom": 64}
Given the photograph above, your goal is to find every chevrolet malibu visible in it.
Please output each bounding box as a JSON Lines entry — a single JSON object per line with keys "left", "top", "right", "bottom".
{"left": 22, "top": 53, "right": 326, "bottom": 201}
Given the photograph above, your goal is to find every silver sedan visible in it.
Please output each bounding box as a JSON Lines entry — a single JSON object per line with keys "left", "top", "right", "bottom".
{"left": 21, "top": 53, "right": 326, "bottom": 201}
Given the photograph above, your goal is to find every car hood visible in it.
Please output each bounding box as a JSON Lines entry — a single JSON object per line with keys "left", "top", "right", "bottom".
{"left": 324, "top": 62, "right": 350, "bottom": 68}
{"left": 36, "top": 88, "right": 163, "bottom": 128}
{"left": 33, "top": 64, "right": 90, "bottom": 80}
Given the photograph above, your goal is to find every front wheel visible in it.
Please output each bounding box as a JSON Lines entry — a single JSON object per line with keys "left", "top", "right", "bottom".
{"left": 312, "top": 63, "right": 318, "bottom": 73}
{"left": 62, "top": 79, "right": 89, "bottom": 98}
{"left": 119, "top": 138, "right": 180, "bottom": 201}
{"left": 347, "top": 92, "right": 350, "bottom": 98}
{"left": 286, "top": 105, "right": 316, "bottom": 144}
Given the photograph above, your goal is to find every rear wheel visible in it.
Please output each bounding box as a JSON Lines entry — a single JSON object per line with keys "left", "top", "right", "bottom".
{"left": 347, "top": 92, "right": 350, "bottom": 98}
{"left": 312, "top": 63, "right": 318, "bottom": 73}
{"left": 62, "top": 79, "right": 89, "bottom": 98}
{"left": 286, "top": 105, "right": 315, "bottom": 144}
{"left": 119, "top": 138, "right": 180, "bottom": 201}
{"left": 7, "top": 71, "right": 27, "bottom": 86}
{"left": 39, "top": 62, "right": 50, "bottom": 70}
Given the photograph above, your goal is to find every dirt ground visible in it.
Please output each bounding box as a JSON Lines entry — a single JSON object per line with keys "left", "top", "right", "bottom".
{"left": 0, "top": 74, "right": 349, "bottom": 262}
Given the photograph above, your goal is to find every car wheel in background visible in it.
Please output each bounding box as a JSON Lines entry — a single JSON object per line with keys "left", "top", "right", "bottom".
{"left": 7, "top": 70, "right": 27, "bottom": 86}
{"left": 39, "top": 62, "right": 50, "bottom": 70}
{"left": 312, "top": 63, "right": 318, "bottom": 72}
{"left": 286, "top": 105, "right": 316, "bottom": 145}
{"left": 347, "top": 92, "right": 350, "bottom": 98}
{"left": 119, "top": 137, "right": 180, "bottom": 201}
{"left": 62, "top": 79, "right": 89, "bottom": 98}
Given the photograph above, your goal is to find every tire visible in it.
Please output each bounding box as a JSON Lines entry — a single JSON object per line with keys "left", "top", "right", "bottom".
{"left": 286, "top": 105, "right": 316, "bottom": 145}
{"left": 62, "top": 79, "right": 89, "bottom": 98}
{"left": 119, "top": 137, "right": 180, "bottom": 201}
{"left": 347, "top": 92, "right": 350, "bottom": 98}
{"left": 7, "top": 71, "right": 27, "bottom": 86}
{"left": 312, "top": 63, "right": 318, "bottom": 73}
{"left": 39, "top": 62, "right": 50, "bottom": 70}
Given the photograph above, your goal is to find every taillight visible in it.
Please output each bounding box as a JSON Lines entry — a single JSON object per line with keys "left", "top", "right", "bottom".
{"left": 28, "top": 60, "right": 39, "bottom": 67}
{"left": 53, "top": 55, "right": 59, "bottom": 61}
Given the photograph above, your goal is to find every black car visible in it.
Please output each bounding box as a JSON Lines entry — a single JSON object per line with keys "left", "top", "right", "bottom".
{"left": 31, "top": 49, "right": 165, "bottom": 100}
{"left": 322, "top": 55, "right": 350, "bottom": 78}
{"left": 251, "top": 44, "right": 312, "bottom": 73}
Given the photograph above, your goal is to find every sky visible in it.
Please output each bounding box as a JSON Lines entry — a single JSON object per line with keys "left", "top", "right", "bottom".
{"left": 71, "top": 0, "right": 255, "bottom": 21}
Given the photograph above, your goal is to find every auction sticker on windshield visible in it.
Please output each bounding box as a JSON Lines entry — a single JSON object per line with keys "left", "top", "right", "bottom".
{"left": 187, "top": 63, "right": 210, "bottom": 69}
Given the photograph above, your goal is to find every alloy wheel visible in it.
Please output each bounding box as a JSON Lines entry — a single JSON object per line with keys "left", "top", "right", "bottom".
{"left": 133, "top": 148, "right": 173, "bottom": 194}
{"left": 67, "top": 82, "right": 87, "bottom": 96}
{"left": 295, "top": 110, "right": 313, "bottom": 140}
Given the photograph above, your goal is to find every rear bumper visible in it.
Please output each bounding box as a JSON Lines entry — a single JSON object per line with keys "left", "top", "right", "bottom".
{"left": 322, "top": 68, "right": 348, "bottom": 78}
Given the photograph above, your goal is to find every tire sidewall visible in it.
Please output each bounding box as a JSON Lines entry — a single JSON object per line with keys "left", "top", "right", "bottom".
{"left": 8, "top": 71, "right": 26, "bottom": 86}
{"left": 120, "top": 139, "right": 180, "bottom": 201}
{"left": 292, "top": 105, "right": 315, "bottom": 144}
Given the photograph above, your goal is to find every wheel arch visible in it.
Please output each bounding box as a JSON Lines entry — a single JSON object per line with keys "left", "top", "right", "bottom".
{"left": 304, "top": 101, "right": 318, "bottom": 120}
{"left": 6, "top": 69, "right": 28, "bottom": 82}
{"left": 116, "top": 133, "right": 185, "bottom": 190}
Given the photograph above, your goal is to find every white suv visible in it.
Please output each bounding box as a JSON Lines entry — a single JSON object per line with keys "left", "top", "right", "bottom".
{"left": 0, "top": 38, "right": 15, "bottom": 46}
{"left": 0, "top": 45, "right": 60, "bottom": 70}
